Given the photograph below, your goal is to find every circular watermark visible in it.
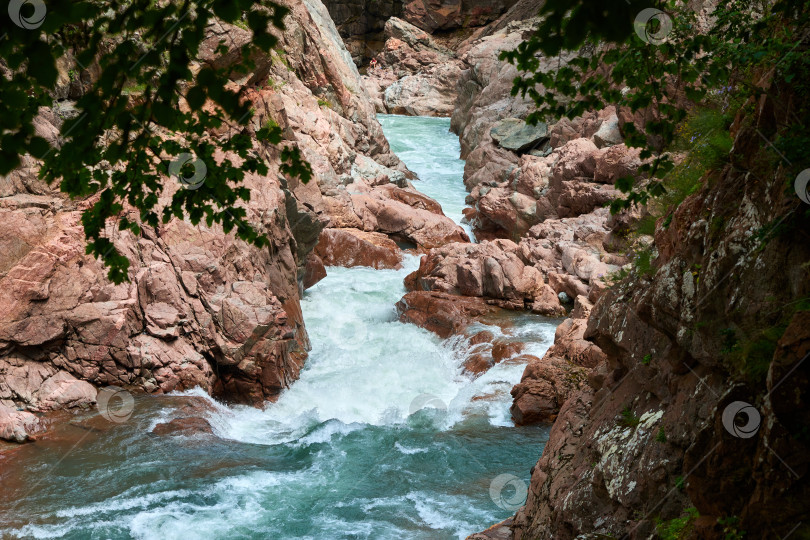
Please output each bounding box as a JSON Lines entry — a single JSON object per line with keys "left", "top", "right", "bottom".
{"left": 408, "top": 393, "right": 448, "bottom": 417}
{"left": 169, "top": 152, "right": 207, "bottom": 190}
{"left": 97, "top": 386, "right": 135, "bottom": 423}
{"left": 489, "top": 473, "right": 528, "bottom": 511}
{"left": 634, "top": 8, "right": 673, "bottom": 45}
{"left": 795, "top": 169, "right": 810, "bottom": 205}
{"left": 722, "top": 401, "right": 760, "bottom": 439}
{"left": 8, "top": 0, "right": 46, "bottom": 29}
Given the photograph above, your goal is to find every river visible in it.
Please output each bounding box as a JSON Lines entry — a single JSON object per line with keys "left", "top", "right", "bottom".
{"left": 0, "top": 115, "right": 555, "bottom": 540}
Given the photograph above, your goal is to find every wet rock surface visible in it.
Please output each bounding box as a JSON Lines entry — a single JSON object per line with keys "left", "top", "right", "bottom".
{"left": 395, "top": 290, "right": 505, "bottom": 338}
{"left": 151, "top": 416, "right": 215, "bottom": 437}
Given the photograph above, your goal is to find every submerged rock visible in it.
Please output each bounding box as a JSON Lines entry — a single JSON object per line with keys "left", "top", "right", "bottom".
{"left": 151, "top": 416, "right": 214, "bottom": 437}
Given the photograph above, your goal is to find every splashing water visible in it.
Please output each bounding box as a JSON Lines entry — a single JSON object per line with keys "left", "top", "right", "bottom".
{"left": 0, "top": 116, "right": 556, "bottom": 540}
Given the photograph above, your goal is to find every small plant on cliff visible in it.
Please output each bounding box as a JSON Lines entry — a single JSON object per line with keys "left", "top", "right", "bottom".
{"left": 634, "top": 247, "right": 656, "bottom": 278}
{"left": 718, "top": 516, "right": 745, "bottom": 540}
{"left": 656, "top": 426, "right": 667, "bottom": 443}
{"left": 618, "top": 407, "right": 641, "bottom": 429}
{"left": 656, "top": 507, "right": 699, "bottom": 540}
{"left": 717, "top": 296, "right": 810, "bottom": 384}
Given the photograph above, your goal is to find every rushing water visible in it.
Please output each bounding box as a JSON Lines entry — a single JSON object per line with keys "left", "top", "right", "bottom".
{"left": 378, "top": 115, "right": 474, "bottom": 240}
{"left": 0, "top": 115, "right": 555, "bottom": 539}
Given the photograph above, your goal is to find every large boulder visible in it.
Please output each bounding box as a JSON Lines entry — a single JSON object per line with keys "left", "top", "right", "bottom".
{"left": 315, "top": 228, "right": 403, "bottom": 269}
{"left": 383, "top": 62, "right": 463, "bottom": 116}
{"left": 405, "top": 240, "right": 564, "bottom": 315}
{"left": 490, "top": 118, "right": 549, "bottom": 152}
{"left": 336, "top": 182, "right": 469, "bottom": 249}
{"left": 0, "top": 403, "right": 42, "bottom": 443}
{"left": 395, "top": 290, "right": 504, "bottom": 338}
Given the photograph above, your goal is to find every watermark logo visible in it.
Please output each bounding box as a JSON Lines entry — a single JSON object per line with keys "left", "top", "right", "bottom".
{"left": 97, "top": 386, "right": 135, "bottom": 423}
{"left": 408, "top": 393, "right": 448, "bottom": 417}
{"left": 722, "top": 401, "right": 760, "bottom": 439}
{"left": 634, "top": 8, "right": 673, "bottom": 45}
{"left": 795, "top": 169, "right": 810, "bottom": 204}
{"left": 8, "top": 0, "right": 46, "bottom": 29}
{"left": 489, "top": 473, "right": 528, "bottom": 511}
{"left": 169, "top": 152, "right": 207, "bottom": 190}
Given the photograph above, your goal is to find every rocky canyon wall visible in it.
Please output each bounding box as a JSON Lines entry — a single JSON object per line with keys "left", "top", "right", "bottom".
{"left": 457, "top": 35, "right": 810, "bottom": 540}
{"left": 321, "top": 0, "right": 518, "bottom": 65}
{"left": 498, "top": 80, "right": 810, "bottom": 540}
{"left": 0, "top": 0, "right": 465, "bottom": 442}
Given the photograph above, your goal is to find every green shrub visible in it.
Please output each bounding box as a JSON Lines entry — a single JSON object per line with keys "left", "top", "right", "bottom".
{"left": 656, "top": 507, "right": 699, "bottom": 540}
{"left": 718, "top": 516, "right": 745, "bottom": 540}
{"left": 618, "top": 407, "right": 641, "bottom": 429}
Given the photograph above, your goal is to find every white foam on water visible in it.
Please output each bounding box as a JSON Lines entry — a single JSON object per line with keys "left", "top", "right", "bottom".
{"left": 378, "top": 114, "right": 474, "bottom": 240}
{"left": 2, "top": 115, "right": 558, "bottom": 540}
{"left": 168, "top": 117, "right": 558, "bottom": 446}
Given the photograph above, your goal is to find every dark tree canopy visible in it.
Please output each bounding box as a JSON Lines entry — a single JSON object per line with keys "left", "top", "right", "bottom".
{"left": 1, "top": 0, "right": 312, "bottom": 283}
{"left": 504, "top": 0, "right": 810, "bottom": 212}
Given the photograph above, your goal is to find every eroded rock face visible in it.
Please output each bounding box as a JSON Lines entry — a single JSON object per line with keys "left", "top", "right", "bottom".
{"left": 0, "top": 0, "right": 450, "bottom": 441}
{"left": 321, "top": 0, "right": 404, "bottom": 64}
{"left": 451, "top": 18, "right": 543, "bottom": 158}
{"left": 402, "top": 0, "right": 518, "bottom": 33}
{"left": 464, "top": 132, "right": 630, "bottom": 240}
{"left": 0, "top": 178, "right": 309, "bottom": 411}
{"left": 363, "top": 17, "right": 463, "bottom": 116}
{"left": 498, "top": 85, "right": 810, "bottom": 540}
{"left": 510, "top": 296, "right": 604, "bottom": 425}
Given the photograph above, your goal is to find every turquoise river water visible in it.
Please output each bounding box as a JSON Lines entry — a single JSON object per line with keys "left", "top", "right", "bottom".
{"left": 0, "top": 115, "right": 555, "bottom": 539}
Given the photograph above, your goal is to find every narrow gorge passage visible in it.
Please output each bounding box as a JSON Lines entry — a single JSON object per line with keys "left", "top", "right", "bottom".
{"left": 0, "top": 116, "right": 556, "bottom": 540}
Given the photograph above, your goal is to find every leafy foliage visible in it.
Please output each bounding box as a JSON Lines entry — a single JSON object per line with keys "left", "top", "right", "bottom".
{"left": 617, "top": 406, "right": 641, "bottom": 429}
{"left": 1, "top": 0, "right": 312, "bottom": 283}
{"left": 718, "top": 516, "right": 746, "bottom": 540}
{"left": 502, "top": 0, "right": 810, "bottom": 214}
{"left": 656, "top": 507, "right": 699, "bottom": 540}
